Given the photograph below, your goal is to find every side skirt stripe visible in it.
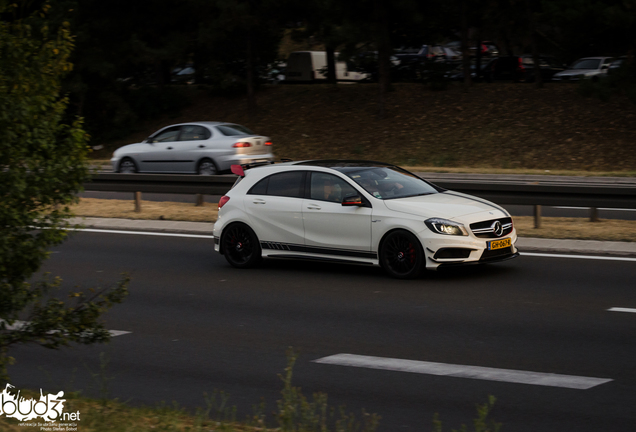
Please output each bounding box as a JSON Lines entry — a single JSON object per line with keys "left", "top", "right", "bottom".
{"left": 261, "top": 242, "right": 377, "bottom": 259}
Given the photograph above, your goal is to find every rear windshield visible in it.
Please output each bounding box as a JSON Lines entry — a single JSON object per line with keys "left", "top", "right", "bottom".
{"left": 217, "top": 124, "right": 254, "bottom": 136}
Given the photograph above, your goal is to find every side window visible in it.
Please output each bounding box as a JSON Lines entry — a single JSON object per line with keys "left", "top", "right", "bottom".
{"left": 247, "top": 172, "right": 305, "bottom": 197}
{"left": 151, "top": 126, "right": 181, "bottom": 143}
{"left": 180, "top": 125, "right": 211, "bottom": 141}
{"left": 310, "top": 172, "right": 358, "bottom": 203}
{"left": 248, "top": 177, "right": 269, "bottom": 195}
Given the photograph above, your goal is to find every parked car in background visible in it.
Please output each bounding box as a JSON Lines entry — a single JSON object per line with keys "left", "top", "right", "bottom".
{"left": 285, "top": 51, "right": 369, "bottom": 82}
{"left": 552, "top": 57, "right": 614, "bottom": 82}
{"left": 395, "top": 45, "right": 459, "bottom": 64}
{"left": 214, "top": 160, "right": 518, "bottom": 279}
{"left": 490, "top": 55, "right": 565, "bottom": 82}
{"left": 111, "top": 122, "right": 274, "bottom": 175}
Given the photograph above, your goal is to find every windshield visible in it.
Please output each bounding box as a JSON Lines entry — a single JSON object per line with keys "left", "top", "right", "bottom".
{"left": 217, "top": 124, "right": 254, "bottom": 136}
{"left": 341, "top": 166, "right": 438, "bottom": 200}
{"left": 570, "top": 59, "right": 601, "bottom": 70}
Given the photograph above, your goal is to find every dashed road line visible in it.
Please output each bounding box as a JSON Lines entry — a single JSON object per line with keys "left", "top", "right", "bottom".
{"left": 608, "top": 307, "right": 636, "bottom": 314}
{"left": 314, "top": 353, "right": 612, "bottom": 390}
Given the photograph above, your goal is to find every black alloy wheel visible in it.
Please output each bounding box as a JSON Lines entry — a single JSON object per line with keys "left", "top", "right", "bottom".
{"left": 380, "top": 230, "right": 424, "bottom": 279}
{"left": 221, "top": 223, "right": 262, "bottom": 268}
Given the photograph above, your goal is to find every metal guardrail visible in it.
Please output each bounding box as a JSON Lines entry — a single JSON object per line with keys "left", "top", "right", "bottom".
{"left": 85, "top": 173, "right": 636, "bottom": 225}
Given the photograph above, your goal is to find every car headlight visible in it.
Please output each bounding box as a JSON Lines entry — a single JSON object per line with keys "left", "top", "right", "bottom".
{"left": 425, "top": 218, "right": 468, "bottom": 236}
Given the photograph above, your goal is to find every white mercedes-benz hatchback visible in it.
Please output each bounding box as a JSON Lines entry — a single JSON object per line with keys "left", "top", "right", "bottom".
{"left": 213, "top": 160, "right": 519, "bottom": 278}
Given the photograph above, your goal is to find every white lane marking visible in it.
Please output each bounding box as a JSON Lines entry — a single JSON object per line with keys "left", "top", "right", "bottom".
{"left": 69, "top": 230, "right": 636, "bottom": 262}
{"left": 1, "top": 320, "right": 131, "bottom": 337}
{"left": 553, "top": 206, "right": 636, "bottom": 212}
{"left": 314, "top": 354, "right": 612, "bottom": 390}
{"left": 71, "top": 228, "right": 213, "bottom": 239}
{"left": 608, "top": 307, "right": 636, "bottom": 314}
{"left": 522, "top": 252, "right": 636, "bottom": 262}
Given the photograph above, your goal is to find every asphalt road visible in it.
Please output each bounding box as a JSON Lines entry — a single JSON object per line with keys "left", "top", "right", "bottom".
{"left": 9, "top": 231, "right": 636, "bottom": 431}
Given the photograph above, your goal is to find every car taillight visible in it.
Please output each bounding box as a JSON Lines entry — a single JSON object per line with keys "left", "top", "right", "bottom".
{"left": 233, "top": 142, "right": 252, "bottom": 148}
{"left": 518, "top": 58, "right": 525, "bottom": 70}
{"left": 218, "top": 196, "right": 230, "bottom": 209}
{"left": 264, "top": 141, "right": 272, "bottom": 146}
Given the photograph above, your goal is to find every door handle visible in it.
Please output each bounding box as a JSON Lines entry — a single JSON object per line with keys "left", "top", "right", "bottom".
{"left": 253, "top": 199, "right": 266, "bottom": 204}
{"left": 306, "top": 205, "right": 321, "bottom": 210}
{"left": 167, "top": 147, "right": 173, "bottom": 150}
{"left": 198, "top": 145, "right": 205, "bottom": 148}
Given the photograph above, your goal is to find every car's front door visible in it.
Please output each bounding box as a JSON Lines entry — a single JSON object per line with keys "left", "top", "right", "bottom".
{"left": 302, "top": 172, "right": 372, "bottom": 254}
{"left": 138, "top": 126, "right": 182, "bottom": 172}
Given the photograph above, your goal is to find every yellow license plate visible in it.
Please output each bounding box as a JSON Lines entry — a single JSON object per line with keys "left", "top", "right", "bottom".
{"left": 488, "top": 238, "right": 512, "bottom": 250}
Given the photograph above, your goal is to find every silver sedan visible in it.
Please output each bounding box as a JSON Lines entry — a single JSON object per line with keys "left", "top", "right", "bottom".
{"left": 111, "top": 122, "right": 274, "bottom": 175}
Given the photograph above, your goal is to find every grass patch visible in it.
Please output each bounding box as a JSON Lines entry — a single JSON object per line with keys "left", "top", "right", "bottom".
{"left": 71, "top": 198, "right": 219, "bottom": 222}
{"left": 513, "top": 216, "right": 636, "bottom": 242}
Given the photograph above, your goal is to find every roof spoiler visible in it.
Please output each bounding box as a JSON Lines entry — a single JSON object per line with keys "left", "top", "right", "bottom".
{"left": 231, "top": 159, "right": 294, "bottom": 177}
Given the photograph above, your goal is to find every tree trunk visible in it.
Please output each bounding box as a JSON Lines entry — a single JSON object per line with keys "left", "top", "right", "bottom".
{"left": 461, "top": 0, "right": 472, "bottom": 90}
{"left": 246, "top": 28, "right": 256, "bottom": 119}
{"left": 326, "top": 45, "right": 337, "bottom": 85}
{"left": 375, "top": 0, "right": 391, "bottom": 118}
{"left": 526, "top": 0, "right": 543, "bottom": 88}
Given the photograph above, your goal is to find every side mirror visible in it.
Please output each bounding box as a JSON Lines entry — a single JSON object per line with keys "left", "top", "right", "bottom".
{"left": 342, "top": 194, "right": 364, "bottom": 206}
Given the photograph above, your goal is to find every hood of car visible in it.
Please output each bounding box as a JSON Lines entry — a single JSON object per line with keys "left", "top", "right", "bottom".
{"left": 383, "top": 191, "right": 508, "bottom": 221}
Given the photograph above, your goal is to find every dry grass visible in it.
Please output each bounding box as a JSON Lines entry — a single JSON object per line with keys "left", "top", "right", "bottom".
{"left": 71, "top": 198, "right": 636, "bottom": 242}
{"left": 71, "top": 198, "right": 219, "bottom": 222}
{"left": 513, "top": 216, "right": 636, "bottom": 242}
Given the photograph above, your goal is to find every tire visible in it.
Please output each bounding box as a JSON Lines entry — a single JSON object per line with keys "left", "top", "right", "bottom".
{"left": 379, "top": 230, "right": 424, "bottom": 279}
{"left": 118, "top": 158, "right": 138, "bottom": 173}
{"left": 197, "top": 158, "right": 218, "bottom": 175}
{"left": 221, "top": 223, "right": 262, "bottom": 268}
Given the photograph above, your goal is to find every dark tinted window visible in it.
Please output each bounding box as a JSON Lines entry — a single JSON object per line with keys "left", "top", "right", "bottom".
{"left": 268, "top": 172, "right": 305, "bottom": 197}
{"left": 248, "top": 177, "right": 269, "bottom": 195}
{"left": 216, "top": 124, "right": 254, "bottom": 136}
{"left": 247, "top": 172, "right": 305, "bottom": 198}
{"left": 180, "top": 125, "right": 211, "bottom": 141}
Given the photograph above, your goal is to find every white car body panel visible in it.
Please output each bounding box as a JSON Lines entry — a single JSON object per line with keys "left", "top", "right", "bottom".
{"left": 213, "top": 162, "right": 518, "bottom": 273}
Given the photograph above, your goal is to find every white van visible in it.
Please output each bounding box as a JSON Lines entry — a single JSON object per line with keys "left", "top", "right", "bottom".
{"left": 285, "top": 51, "right": 369, "bottom": 82}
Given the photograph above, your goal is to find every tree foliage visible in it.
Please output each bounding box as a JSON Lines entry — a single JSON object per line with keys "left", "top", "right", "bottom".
{"left": 0, "top": 1, "right": 128, "bottom": 382}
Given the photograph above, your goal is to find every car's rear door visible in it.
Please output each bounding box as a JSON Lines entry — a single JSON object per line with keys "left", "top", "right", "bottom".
{"left": 302, "top": 172, "right": 372, "bottom": 253}
{"left": 244, "top": 171, "right": 306, "bottom": 247}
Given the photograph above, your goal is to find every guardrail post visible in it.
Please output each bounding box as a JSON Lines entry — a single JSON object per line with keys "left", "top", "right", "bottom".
{"left": 195, "top": 194, "right": 204, "bottom": 206}
{"left": 590, "top": 207, "right": 599, "bottom": 222}
{"left": 134, "top": 191, "right": 142, "bottom": 212}
{"left": 534, "top": 205, "right": 542, "bottom": 228}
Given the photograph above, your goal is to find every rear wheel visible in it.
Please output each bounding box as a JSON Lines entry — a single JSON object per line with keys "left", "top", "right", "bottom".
{"left": 380, "top": 230, "right": 424, "bottom": 279}
{"left": 118, "top": 158, "right": 138, "bottom": 173}
{"left": 197, "top": 158, "right": 218, "bottom": 175}
{"left": 221, "top": 223, "right": 262, "bottom": 268}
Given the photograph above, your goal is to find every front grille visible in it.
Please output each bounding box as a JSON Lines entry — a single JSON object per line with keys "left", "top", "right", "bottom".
{"left": 470, "top": 217, "right": 513, "bottom": 238}
{"left": 480, "top": 246, "right": 513, "bottom": 261}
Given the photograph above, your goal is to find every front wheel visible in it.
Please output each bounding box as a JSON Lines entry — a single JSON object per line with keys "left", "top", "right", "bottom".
{"left": 118, "top": 158, "right": 138, "bottom": 173}
{"left": 380, "top": 230, "right": 424, "bottom": 279}
{"left": 197, "top": 159, "right": 218, "bottom": 175}
{"left": 221, "top": 223, "right": 262, "bottom": 268}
